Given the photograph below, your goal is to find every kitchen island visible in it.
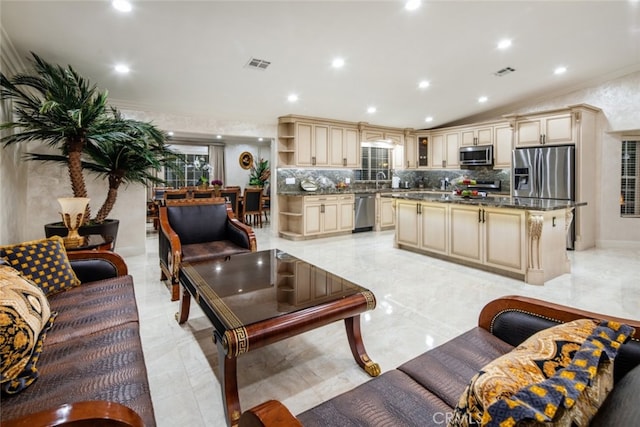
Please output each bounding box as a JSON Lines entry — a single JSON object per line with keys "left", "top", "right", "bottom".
{"left": 383, "top": 192, "right": 586, "bottom": 285}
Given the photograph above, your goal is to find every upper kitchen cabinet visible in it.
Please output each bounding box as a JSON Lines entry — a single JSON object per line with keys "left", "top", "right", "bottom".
{"left": 493, "top": 124, "right": 513, "bottom": 168}
{"left": 461, "top": 125, "right": 493, "bottom": 146}
{"left": 504, "top": 107, "right": 599, "bottom": 147}
{"left": 417, "top": 134, "right": 429, "bottom": 168}
{"left": 277, "top": 115, "right": 360, "bottom": 168}
{"left": 297, "top": 122, "right": 329, "bottom": 166}
{"left": 361, "top": 128, "right": 404, "bottom": 145}
{"left": 430, "top": 131, "right": 460, "bottom": 169}
{"left": 329, "top": 126, "right": 360, "bottom": 168}
{"left": 404, "top": 132, "right": 418, "bottom": 169}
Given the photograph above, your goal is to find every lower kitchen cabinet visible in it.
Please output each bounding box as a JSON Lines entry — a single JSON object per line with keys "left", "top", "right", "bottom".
{"left": 395, "top": 200, "right": 530, "bottom": 278}
{"left": 376, "top": 195, "right": 395, "bottom": 231}
{"left": 450, "top": 205, "right": 525, "bottom": 273}
{"left": 395, "top": 200, "right": 447, "bottom": 254}
{"left": 279, "top": 194, "right": 354, "bottom": 240}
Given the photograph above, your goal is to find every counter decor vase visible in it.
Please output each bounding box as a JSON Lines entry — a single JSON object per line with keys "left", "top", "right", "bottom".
{"left": 57, "top": 197, "right": 90, "bottom": 248}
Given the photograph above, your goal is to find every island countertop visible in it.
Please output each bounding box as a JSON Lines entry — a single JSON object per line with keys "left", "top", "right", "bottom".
{"left": 381, "top": 191, "right": 586, "bottom": 211}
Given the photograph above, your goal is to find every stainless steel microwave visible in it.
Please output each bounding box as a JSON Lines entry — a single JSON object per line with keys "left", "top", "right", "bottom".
{"left": 459, "top": 145, "right": 493, "bottom": 166}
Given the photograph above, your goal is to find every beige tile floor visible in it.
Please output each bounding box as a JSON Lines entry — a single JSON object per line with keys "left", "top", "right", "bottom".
{"left": 124, "top": 223, "right": 639, "bottom": 427}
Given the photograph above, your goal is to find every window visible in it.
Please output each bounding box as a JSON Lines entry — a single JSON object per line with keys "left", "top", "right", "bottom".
{"left": 621, "top": 140, "right": 639, "bottom": 217}
{"left": 355, "top": 145, "right": 391, "bottom": 181}
{"left": 163, "top": 145, "right": 210, "bottom": 188}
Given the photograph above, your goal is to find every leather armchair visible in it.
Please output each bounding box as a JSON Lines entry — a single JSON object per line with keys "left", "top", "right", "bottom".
{"left": 158, "top": 198, "right": 257, "bottom": 300}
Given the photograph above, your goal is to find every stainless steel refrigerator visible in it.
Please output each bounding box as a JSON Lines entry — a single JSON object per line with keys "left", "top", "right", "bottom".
{"left": 512, "top": 145, "right": 575, "bottom": 249}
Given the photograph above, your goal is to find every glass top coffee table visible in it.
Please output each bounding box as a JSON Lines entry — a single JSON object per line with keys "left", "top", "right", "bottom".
{"left": 176, "top": 249, "right": 380, "bottom": 427}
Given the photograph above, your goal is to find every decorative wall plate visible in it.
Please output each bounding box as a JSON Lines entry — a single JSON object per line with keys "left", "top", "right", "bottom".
{"left": 300, "top": 179, "right": 318, "bottom": 192}
{"left": 239, "top": 151, "right": 253, "bottom": 170}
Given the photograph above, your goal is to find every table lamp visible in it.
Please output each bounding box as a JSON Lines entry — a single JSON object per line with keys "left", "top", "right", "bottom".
{"left": 58, "top": 197, "right": 90, "bottom": 248}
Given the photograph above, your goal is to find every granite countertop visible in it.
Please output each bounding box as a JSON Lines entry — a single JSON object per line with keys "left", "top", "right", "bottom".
{"left": 277, "top": 188, "right": 455, "bottom": 196}
{"left": 381, "top": 191, "right": 586, "bottom": 211}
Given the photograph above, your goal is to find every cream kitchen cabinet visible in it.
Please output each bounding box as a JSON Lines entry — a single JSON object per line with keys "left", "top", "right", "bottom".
{"left": 277, "top": 115, "right": 361, "bottom": 168}
{"left": 430, "top": 131, "right": 460, "bottom": 169}
{"left": 493, "top": 124, "right": 513, "bottom": 168}
{"left": 417, "top": 135, "right": 429, "bottom": 168}
{"left": 296, "top": 122, "right": 329, "bottom": 167}
{"left": 329, "top": 126, "right": 360, "bottom": 168}
{"left": 449, "top": 205, "right": 526, "bottom": 274}
{"left": 375, "top": 194, "right": 395, "bottom": 231}
{"left": 404, "top": 133, "right": 417, "bottom": 169}
{"left": 512, "top": 113, "right": 573, "bottom": 147}
{"left": 461, "top": 126, "right": 493, "bottom": 146}
{"left": 395, "top": 200, "right": 448, "bottom": 254}
{"left": 278, "top": 194, "right": 354, "bottom": 240}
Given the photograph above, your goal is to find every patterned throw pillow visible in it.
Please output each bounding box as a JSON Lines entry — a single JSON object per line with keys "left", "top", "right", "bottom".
{"left": 0, "top": 236, "right": 80, "bottom": 296}
{"left": 448, "top": 319, "right": 635, "bottom": 427}
{"left": 0, "top": 265, "right": 57, "bottom": 394}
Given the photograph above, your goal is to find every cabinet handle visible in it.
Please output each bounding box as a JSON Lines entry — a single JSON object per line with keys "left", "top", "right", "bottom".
{"left": 540, "top": 134, "right": 543, "bottom": 144}
{"left": 343, "top": 158, "right": 347, "bottom": 166}
{"left": 552, "top": 216, "right": 556, "bottom": 227}
{"left": 321, "top": 204, "right": 325, "bottom": 213}
{"left": 482, "top": 209, "right": 486, "bottom": 223}
{"left": 312, "top": 156, "right": 316, "bottom": 165}
{"left": 442, "top": 160, "right": 446, "bottom": 168}
{"left": 542, "top": 134, "right": 546, "bottom": 144}
{"left": 407, "top": 160, "right": 410, "bottom": 168}
{"left": 478, "top": 209, "right": 482, "bottom": 223}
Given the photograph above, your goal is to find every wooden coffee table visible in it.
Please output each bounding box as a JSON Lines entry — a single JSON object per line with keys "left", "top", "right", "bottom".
{"left": 176, "top": 249, "right": 380, "bottom": 426}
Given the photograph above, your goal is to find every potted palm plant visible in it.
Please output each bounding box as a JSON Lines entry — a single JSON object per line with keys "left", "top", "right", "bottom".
{"left": 248, "top": 158, "right": 270, "bottom": 187}
{"left": 0, "top": 52, "right": 178, "bottom": 244}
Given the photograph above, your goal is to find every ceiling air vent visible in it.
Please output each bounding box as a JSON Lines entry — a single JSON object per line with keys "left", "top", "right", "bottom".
{"left": 246, "top": 57, "right": 271, "bottom": 70}
{"left": 494, "top": 66, "right": 515, "bottom": 77}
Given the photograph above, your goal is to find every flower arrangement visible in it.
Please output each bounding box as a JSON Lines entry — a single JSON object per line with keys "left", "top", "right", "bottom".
{"left": 211, "top": 179, "right": 223, "bottom": 187}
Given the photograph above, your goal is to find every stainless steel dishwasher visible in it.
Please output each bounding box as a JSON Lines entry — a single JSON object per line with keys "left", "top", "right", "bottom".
{"left": 354, "top": 193, "right": 375, "bottom": 232}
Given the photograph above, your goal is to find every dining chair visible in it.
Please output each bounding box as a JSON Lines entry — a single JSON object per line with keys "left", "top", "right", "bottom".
{"left": 192, "top": 189, "right": 215, "bottom": 199}
{"left": 219, "top": 187, "right": 241, "bottom": 218}
{"left": 163, "top": 189, "right": 188, "bottom": 204}
{"left": 242, "top": 188, "right": 263, "bottom": 227}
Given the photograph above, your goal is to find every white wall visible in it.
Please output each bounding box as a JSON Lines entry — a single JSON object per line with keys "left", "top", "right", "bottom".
{"left": 224, "top": 143, "right": 271, "bottom": 188}
{"left": 1, "top": 29, "right": 30, "bottom": 246}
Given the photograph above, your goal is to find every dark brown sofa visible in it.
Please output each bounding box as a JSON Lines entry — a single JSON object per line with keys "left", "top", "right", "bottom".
{"left": 239, "top": 296, "right": 640, "bottom": 427}
{"left": 1, "top": 250, "right": 154, "bottom": 427}
{"left": 159, "top": 197, "right": 257, "bottom": 300}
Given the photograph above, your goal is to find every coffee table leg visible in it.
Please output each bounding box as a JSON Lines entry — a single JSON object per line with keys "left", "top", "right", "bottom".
{"left": 344, "top": 315, "right": 381, "bottom": 377}
{"left": 175, "top": 284, "right": 191, "bottom": 324}
{"left": 216, "top": 338, "right": 241, "bottom": 427}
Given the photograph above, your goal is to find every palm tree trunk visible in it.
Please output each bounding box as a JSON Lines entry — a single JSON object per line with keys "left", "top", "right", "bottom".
{"left": 94, "top": 187, "right": 118, "bottom": 224}
{"left": 67, "top": 136, "right": 91, "bottom": 223}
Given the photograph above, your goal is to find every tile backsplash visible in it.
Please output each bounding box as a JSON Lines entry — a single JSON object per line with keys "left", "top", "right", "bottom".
{"left": 277, "top": 167, "right": 511, "bottom": 193}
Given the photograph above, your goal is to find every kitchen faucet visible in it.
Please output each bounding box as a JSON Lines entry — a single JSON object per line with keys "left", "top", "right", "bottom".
{"left": 376, "top": 171, "right": 387, "bottom": 189}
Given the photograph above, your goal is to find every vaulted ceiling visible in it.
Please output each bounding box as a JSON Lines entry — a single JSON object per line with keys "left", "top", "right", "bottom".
{"left": 2, "top": 1, "right": 639, "bottom": 131}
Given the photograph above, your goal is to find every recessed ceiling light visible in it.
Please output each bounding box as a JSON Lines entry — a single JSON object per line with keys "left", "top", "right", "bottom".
{"left": 405, "top": 0, "right": 421, "bottom": 11}
{"left": 112, "top": 0, "right": 132, "bottom": 13}
{"left": 418, "top": 80, "right": 430, "bottom": 89}
{"left": 332, "top": 58, "right": 345, "bottom": 68}
{"left": 258, "top": 137, "right": 264, "bottom": 142}
{"left": 216, "top": 135, "right": 222, "bottom": 139}
{"left": 114, "top": 64, "right": 130, "bottom": 74}
{"left": 167, "top": 131, "right": 174, "bottom": 136}
{"left": 287, "top": 94, "right": 299, "bottom": 102}
{"left": 497, "top": 39, "right": 512, "bottom": 49}
{"left": 367, "top": 107, "right": 377, "bottom": 114}
{"left": 478, "top": 96, "right": 488, "bottom": 103}
{"left": 425, "top": 116, "right": 433, "bottom": 122}
{"left": 554, "top": 66, "right": 567, "bottom": 75}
